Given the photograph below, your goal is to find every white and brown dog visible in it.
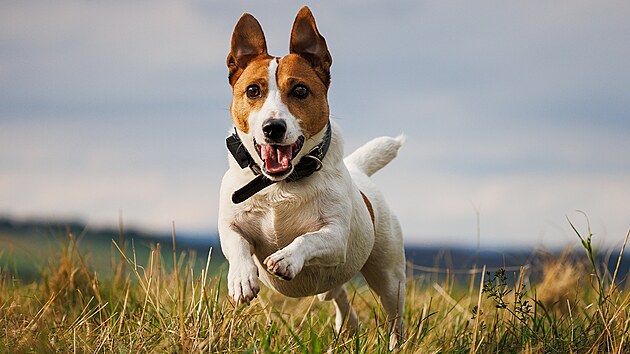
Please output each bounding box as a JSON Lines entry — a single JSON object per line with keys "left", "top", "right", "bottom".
{"left": 218, "top": 6, "right": 406, "bottom": 346}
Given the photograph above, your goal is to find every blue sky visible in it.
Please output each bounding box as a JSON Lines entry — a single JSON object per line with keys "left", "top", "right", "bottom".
{"left": 1, "top": 1, "right": 629, "bottom": 249}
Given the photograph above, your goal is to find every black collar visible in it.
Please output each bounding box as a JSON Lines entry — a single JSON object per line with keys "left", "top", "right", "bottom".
{"left": 226, "top": 123, "right": 332, "bottom": 204}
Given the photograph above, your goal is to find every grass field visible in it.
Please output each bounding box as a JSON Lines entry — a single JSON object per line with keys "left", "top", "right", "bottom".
{"left": 1, "top": 221, "right": 629, "bottom": 353}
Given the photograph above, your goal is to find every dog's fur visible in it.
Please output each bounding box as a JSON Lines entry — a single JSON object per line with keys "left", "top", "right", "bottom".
{"left": 218, "top": 6, "right": 406, "bottom": 346}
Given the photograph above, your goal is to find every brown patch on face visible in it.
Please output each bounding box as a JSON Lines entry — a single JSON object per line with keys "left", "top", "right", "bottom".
{"left": 276, "top": 54, "right": 329, "bottom": 138}
{"left": 229, "top": 58, "right": 273, "bottom": 133}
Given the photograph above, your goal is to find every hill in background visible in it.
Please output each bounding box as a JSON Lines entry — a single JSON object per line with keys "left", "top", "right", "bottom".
{"left": 0, "top": 216, "right": 221, "bottom": 281}
{"left": 1, "top": 216, "right": 627, "bottom": 283}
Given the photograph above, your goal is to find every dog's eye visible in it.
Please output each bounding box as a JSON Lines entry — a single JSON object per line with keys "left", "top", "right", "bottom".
{"left": 246, "top": 85, "right": 261, "bottom": 99}
{"left": 292, "top": 84, "right": 309, "bottom": 99}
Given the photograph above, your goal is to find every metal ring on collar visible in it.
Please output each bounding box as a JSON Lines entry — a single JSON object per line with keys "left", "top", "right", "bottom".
{"left": 302, "top": 155, "right": 323, "bottom": 171}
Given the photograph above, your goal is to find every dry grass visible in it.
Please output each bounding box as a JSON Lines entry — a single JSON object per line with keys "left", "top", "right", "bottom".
{"left": 536, "top": 251, "right": 584, "bottom": 311}
{"left": 1, "top": 224, "right": 629, "bottom": 353}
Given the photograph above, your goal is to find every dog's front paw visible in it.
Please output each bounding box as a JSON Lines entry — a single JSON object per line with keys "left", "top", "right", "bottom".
{"left": 227, "top": 263, "right": 260, "bottom": 306}
{"left": 264, "top": 250, "right": 304, "bottom": 280}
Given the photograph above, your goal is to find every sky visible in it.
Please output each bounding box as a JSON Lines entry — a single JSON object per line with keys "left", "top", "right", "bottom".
{"left": 1, "top": 1, "right": 629, "bottom": 249}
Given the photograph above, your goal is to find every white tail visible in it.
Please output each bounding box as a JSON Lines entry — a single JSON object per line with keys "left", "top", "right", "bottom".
{"left": 344, "top": 135, "right": 405, "bottom": 177}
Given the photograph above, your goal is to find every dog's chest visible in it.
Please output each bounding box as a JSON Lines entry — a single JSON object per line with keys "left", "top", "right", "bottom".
{"left": 234, "top": 198, "right": 323, "bottom": 255}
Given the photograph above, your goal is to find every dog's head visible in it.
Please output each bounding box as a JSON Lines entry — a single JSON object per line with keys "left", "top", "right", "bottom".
{"left": 227, "top": 7, "right": 332, "bottom": 181}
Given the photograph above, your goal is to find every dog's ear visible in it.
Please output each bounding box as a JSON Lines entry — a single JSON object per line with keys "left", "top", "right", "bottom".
{"left": 227, "top": 13, "right": 268, "bottom": 85}
{"left": 290, "top": 6, "right": 332, "bottom": 86}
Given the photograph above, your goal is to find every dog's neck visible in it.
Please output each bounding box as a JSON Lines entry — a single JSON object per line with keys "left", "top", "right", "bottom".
{"left": 227, "top": 123, "right": 333, "bottom": 204}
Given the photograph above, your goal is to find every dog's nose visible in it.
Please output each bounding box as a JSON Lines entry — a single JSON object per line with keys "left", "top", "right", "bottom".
{"left": 262, "top": 119, "right": 287, "bottom": 141}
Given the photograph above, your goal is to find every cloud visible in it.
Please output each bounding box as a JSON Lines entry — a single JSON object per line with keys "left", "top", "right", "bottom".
{"left": 376, "top": 159, "right": 630, "bottom": 249}
{"left": 0, "top": 1, "right": 230, "bottom": 116}
{"left": 0, "top": 110, "right": 225, "bottom": 233}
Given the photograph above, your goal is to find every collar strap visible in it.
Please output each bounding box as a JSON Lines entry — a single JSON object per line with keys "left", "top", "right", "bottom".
{"left": 226, "top": 123, "right": 332, "bottom": 204}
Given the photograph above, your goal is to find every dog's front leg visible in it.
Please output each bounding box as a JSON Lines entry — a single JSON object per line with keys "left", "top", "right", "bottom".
{"left": 219, "top": 220, "right": 260, "bottom": 306}
{"left": 264, "top": 222, "right": 349, "bottom": 280}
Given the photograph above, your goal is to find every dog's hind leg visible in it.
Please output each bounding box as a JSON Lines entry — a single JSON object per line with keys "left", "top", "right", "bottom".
{"left": 317, "top": 285, "right": 358, "bottom": 333}
{"left": 362, "top": 267, "right": 405, "bottom": 350}
{"left": 361, "top": 216, "right": 406, "bottom": 349}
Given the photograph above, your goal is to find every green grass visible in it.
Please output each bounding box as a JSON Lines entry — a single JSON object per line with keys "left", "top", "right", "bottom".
{"left": 1, "top": 220, "right": 629, "bottom": 353}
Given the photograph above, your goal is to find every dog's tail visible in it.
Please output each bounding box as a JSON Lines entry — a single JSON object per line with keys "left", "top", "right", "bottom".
{"left": 344, "top": 135, "right": 405, "bottom": 177}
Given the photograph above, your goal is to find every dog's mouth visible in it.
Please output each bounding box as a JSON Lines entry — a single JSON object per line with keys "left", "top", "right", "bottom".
{"left": 254, "top": 136, "right": 305, "bottom": 176}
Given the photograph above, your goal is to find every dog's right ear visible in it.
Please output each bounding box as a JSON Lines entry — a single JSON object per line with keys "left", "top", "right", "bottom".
{"left": 227, "top": 13, "right": 268, "bottom": 86}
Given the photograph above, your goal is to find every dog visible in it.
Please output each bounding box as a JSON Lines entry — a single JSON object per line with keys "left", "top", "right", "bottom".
{"left": 218, "top": 6, "right": 406, "bottom": 347}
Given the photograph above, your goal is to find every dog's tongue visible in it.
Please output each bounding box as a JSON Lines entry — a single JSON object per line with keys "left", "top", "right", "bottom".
{"left": 260, "top": 144, "right": 292, "bottom": 174}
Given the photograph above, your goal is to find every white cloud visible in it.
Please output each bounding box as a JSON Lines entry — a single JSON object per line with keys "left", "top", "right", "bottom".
{"left": 0, "top": 1, "right": 228, "bottom": 109}
{"left": 0, "top": 111, "right": 225, "bottom": 234}
{"left": 375, "top": 161, "right": 630, "bottom": 249}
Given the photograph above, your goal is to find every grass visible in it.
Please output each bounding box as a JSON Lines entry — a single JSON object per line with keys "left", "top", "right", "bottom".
{"left": 1, "top": 219, "right": 629, "bottom": 353}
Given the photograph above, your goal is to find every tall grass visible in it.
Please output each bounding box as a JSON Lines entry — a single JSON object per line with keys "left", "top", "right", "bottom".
{"left": 1, "top": 221, "right": 629, "bottom": 353}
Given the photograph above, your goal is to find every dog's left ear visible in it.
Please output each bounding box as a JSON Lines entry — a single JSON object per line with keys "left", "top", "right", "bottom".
{"left": 290, "top": 6, "right": 332, "bottom": 86}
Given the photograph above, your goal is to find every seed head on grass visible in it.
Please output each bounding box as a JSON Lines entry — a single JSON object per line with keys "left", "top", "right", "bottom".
{"left": 536, "top": 252, "right": 582, "bottom": 311}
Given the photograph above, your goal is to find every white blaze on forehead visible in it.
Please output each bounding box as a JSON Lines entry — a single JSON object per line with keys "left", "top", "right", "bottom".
{"left": 267, "top": 58, "right": 279, "bottom": 93}
{"left": 262, "top": 58, "right": 284, "bottom": 119}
